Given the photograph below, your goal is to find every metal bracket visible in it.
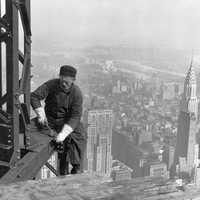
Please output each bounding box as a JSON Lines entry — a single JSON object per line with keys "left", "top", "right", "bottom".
{"left": 0, "top": 30, "right": 12, "bottom": 42}
{"left": 12, "top": 0, "right": 23, "bottom": 9}
{"left": 0, "top": 143, "right": 12, "bottom": 150}
{"left": 0, "top": 16, "right": 10, "bottom": 31}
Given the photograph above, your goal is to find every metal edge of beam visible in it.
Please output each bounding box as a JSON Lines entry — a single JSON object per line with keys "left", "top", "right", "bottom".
{"left": 23, "top": 0, "right": 31, "bottom": 117}
{"left": 0, "top": 161, "right": 10, "bottom": 167}
{"left": 0, "top": 93, "right": 8, "bottom": 106}
{"left": 19, "top": 50, "right": 30, "bottom": 93}
{"left": 45, "top": 162, "right": 59, "bottom": 176}
{"left": 0, "top": 0, "right": 2, "bottom": 107}
{"left": 17, "top": 0, "right": 31, "bottom": 36}
{"left": 18, "top": 49, "right": 24, "bottom": 64}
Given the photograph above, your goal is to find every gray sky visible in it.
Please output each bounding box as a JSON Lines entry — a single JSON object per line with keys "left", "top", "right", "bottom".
{"left": 31, "top": 0, "right": 200, "bottom": 49}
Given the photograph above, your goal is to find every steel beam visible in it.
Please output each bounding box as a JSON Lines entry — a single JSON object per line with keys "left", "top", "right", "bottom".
{"left": 0, "top": 93, "right": 8, "bottom": 107}
{"left": 1, "top": 131, "right": 55, "bottom": 183}
{"left": 0, "top": 0, "right": 31, "bottom": 178}
{"left": 0, "top": 0, "right": 59, "bottom": 182}
{"left": 18, "top": 0, "right": 31, "bottom": 37}
{"left": 21, "top": 0, "right": 31, "bottom": 115}
{"left": 18, "top": 50, "right": 24, "bottom": 64}
{"left": 0, "top": 1, "right": 2, "bottom": 108}
{"left": 5, "top": 0, "right": 19, "bottom": 167}
{"left": 45, "top": 162, "right": 59, "bottom": 176}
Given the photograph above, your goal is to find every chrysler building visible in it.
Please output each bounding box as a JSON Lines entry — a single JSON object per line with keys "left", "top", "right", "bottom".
{"left": 172, "top": 60, "right": 199, "bottom": 178}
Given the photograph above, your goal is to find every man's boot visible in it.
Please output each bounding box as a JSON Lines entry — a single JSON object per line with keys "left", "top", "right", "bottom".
{"left": 71, "top": 164, "right": 81, "bottom": 174}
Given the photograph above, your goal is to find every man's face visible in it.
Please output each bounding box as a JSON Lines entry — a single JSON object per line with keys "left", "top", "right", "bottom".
{"left": 60, "top": 75, "right": 75, "bottom": 90}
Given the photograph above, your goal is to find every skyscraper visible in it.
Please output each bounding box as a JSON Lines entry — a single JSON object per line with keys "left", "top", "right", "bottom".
{"left": 172, "top": 61, "right": 199, "bottom": 178}
{"left": 85, "top": 109, "right": 113, "bottom": 176}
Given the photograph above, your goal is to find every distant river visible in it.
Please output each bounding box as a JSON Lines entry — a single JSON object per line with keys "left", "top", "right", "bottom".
{"left": 115, "top": 60, "right": 185, "bottom": 78}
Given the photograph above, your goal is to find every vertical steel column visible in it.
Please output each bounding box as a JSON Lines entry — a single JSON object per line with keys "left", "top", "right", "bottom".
{"left": 0, "top": 0, "right": 32, "bottom": 178}
{"left": 24, "top": 0, "right": 31, "bottom": 115}
{"left": 6, "top": 0, "right": 19, "bottom": 165}
{"left": 0, "top": 1, "right": 2, "bottom": 107}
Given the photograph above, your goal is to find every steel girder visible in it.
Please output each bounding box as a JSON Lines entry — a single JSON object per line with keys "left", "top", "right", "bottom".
{"left": 0, "top": 0, "right": 32, "bottom": 178}
{"left": 1, "top": 130, "right": 55, "bottom": 184}
{"left": 0, "top": 0, "right": 59, "bottom": 182}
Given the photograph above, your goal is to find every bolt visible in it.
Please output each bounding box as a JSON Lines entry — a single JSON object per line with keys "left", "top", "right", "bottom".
{"left": 17, "top": 156, "right": 20, "bottom": 159}
{"left": 8, "top": 140, "right": 12, "bottom": 143}
{"left": 15, "top": 92, "right": 20, "bottom": 98}
{"left": 8, "top": 33, "right": 12, "bottom": 38}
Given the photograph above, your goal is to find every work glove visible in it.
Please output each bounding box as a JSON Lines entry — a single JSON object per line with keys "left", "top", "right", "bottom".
{"left": 56, "top": 124, "right": 73, "bottom": 143}
{"left": 35, "top": 107, "right": 47, "bottom": 125}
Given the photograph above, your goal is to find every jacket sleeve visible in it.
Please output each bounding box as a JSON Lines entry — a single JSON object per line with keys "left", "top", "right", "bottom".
{"left": 30, "top": 82, "right": 50, "bottom": 110}
{"left": 66, "top": 87, "right": 83, "bottom": 130}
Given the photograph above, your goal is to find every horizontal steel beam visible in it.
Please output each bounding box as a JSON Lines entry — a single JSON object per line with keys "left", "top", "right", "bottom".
{"left": 0, "top": 143, "right": 12, "bottom": 150}
{"left": 0, "top": 160, "right": 10, "bottom": 167}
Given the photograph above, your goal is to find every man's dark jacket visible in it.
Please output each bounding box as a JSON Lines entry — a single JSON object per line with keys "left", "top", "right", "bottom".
{"left": 30, "top": 79, "right": 85, "bottom": 141}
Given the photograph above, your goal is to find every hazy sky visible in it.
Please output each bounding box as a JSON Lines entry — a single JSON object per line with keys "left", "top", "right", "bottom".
{"left": 31, "top": 0, "right": 200, "bottom": 50}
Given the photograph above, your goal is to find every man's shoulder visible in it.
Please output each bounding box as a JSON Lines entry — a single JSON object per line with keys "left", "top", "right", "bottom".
{"left": 72, "top": 84, "right": 82, "bottom": 96}
{"left": 45, "top": 78, "right": 60, "bottom": 87}
{"left": 72, "top": 84, "right": 81, "bottom": 91}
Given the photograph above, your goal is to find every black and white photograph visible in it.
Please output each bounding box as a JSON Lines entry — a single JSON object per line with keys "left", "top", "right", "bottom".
{"left": 0, "top": 0, "right": 200, "bottom": 199}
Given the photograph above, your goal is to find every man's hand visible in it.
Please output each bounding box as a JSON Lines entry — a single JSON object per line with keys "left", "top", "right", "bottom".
{"left": 56, "top": 124, "right": 73, "bottom": 142}
{"left": 35, "top": 107, "right": 47, "bottom": 125}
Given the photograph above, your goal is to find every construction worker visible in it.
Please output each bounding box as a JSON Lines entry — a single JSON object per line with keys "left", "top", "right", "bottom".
{"left": 31, "top": 65, "right": 86, "bottom": 175}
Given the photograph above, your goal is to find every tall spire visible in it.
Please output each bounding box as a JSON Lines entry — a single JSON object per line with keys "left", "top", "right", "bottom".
{"left": 185, "top": 56, "right": 196, "bottom": 86}
{"left": 181, "top": 57, "right": 198, "bottom": 118}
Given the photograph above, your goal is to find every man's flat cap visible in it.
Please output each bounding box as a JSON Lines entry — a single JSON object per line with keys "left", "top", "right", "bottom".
{"left": 59, "top": 65, "right": 77, "bottom": 77}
